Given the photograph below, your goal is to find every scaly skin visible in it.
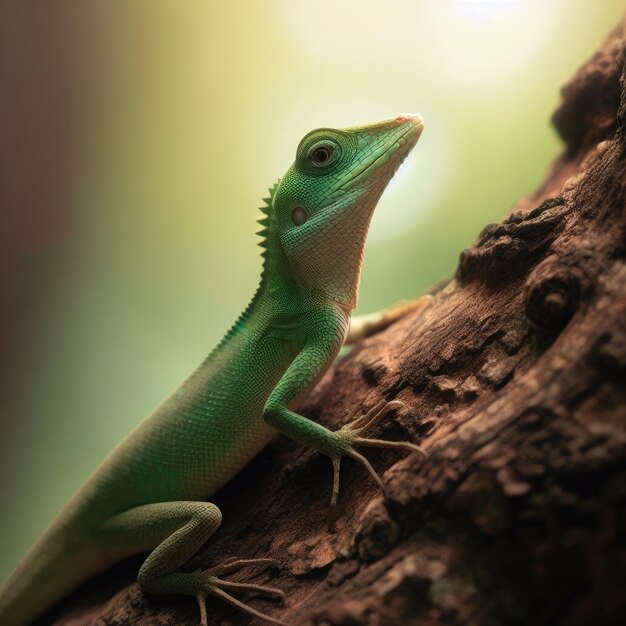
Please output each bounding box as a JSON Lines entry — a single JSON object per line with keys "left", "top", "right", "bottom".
{"left": 0, "top": 115, "right": 425, "bottom": 625}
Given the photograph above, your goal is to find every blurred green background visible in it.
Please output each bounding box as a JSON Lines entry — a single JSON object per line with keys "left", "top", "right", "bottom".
{"left": 1, "top": 0, "right": 624, "bottom": 579}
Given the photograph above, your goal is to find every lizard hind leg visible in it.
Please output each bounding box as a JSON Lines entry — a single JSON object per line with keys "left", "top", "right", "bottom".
{"left": 345, "top": 294, "right": 433, "bottom": 345}
{"left": 99, "top": 501, "right": 285, "bottom": 625}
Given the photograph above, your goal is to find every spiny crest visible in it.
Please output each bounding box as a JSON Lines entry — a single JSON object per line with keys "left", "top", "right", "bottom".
{"left": 208, "top": 181, "right": 281, "bottom": 356}
{"left": 256, "top": 180, "right": 280, "bottom": 257}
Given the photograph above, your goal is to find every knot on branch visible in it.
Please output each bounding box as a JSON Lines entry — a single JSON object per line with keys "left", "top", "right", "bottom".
{"left": 552, "top": 29, "right": 624, "bottom": 153}
{"left": 356, "top": 500, "right": 400, "bottom": 561}
{"left": 457, "top": 198, "right": 567, "bottom": 286}
{"left": 524, "top": 255, "right": 583, "bottom": 332}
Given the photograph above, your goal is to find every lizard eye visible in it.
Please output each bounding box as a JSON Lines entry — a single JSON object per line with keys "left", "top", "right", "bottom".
{"left": 311, "top": 145, "right": 333, "bottom": 164}
{"left": 307, "top": 141, "right": 338, "bottom": 167}
{"left": 291, "top": 206, "right": 308, "bottom": 226}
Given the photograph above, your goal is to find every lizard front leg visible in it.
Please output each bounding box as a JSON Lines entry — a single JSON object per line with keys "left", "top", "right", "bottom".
{"left": 263, "top": 307, "right": 425, "bottom": 507}
{"left": 98, "top": 501, "right": 285, "bottom": 625}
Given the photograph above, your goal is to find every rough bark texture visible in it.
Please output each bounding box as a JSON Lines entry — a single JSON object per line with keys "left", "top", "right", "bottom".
{"left": 45, "top": 19, "right": 626, "bottom": 626}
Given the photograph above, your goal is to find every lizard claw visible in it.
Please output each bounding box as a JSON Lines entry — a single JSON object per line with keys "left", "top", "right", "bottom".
{"left": 206, "top": 557, "right": 277, "bottom": 576}
{"left": 194, "top": 558, "right": 285, "bottom": 625}
{"left": 342, "top": 399, "right": 404, "bottom": 435}
{"left": 328, "top": 400, "right": 427, "bottom": 507}
{"left": 196, "top": 581, "right": 286, "bottom": 626}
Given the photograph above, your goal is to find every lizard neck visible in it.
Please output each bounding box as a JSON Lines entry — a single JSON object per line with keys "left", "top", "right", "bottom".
{"left": 255, "top": 181, "right": 344, "bottom": 313}
{"left": 210, "top": 187, "right": 305, "bottom": 355}
{"left": 255, "top": 182, "right": 359, "bottom": 314}
{"left": 255, "top": 182, "right": 303, "bottom": 307}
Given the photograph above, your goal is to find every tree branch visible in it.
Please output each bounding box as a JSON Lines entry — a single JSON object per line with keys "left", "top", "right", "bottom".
{"left": 46, "top": 15, "right": 626, "bottom": 626}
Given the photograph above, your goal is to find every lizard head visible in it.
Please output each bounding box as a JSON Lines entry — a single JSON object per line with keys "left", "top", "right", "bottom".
{"left": 272, "top": 114, "right": 424, "bottom": 310}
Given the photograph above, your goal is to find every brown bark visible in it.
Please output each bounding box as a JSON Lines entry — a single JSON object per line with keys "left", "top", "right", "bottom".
{"left": 45, "top": 18, "right": 626, "bottom": 626}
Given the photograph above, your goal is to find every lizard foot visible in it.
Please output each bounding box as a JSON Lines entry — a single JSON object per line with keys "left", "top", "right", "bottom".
{"left": 194, "top": 559, "right": 286, "bottom": 626}
{"left": 329, "top": 400, "right": 427, "bottom": 507}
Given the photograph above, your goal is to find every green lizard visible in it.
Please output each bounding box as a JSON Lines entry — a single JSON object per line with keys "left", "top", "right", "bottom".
{"left": 0, "top": 114, "right": 425, "bottom": 625}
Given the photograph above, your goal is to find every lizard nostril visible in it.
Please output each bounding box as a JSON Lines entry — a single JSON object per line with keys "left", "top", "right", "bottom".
{"left": 394, "top": 115, "right": 408, "bottom": 124}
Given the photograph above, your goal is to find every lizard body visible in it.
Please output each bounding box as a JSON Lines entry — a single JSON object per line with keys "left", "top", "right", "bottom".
{"left": 0, "top": 115, "right": 424, "bottom": 625}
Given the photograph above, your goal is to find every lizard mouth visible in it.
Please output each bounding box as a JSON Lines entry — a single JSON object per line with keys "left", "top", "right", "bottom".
{"left": 327, "top": 115, "right": 424, "bottom": 197}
